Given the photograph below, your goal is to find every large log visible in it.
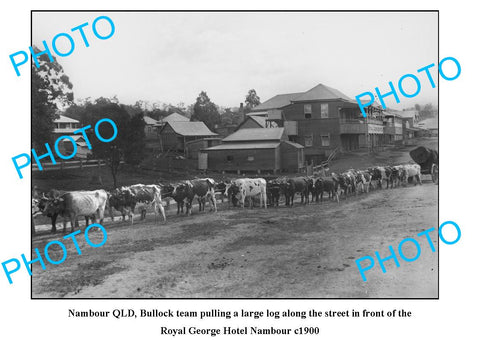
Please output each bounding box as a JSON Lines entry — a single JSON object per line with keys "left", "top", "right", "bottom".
{"left": 409, "top": 146, "right": 438, "bottom": 166}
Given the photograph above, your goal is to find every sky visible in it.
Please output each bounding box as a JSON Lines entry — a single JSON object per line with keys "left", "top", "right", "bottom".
{"left": 32, "top": 11, "right": 438, "bottom": 110}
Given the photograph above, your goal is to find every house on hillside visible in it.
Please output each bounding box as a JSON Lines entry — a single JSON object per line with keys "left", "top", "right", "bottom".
{"left": 202, "top": 127, "right": 304, "bottom": 173}
{"left": 158, "top": 121, "right": 217, "bottom": 154}
{"left": 143, "top": 116, "right": 159, "bottom": 140}
{"left": 53, "top": 115, "right": 81, "bottom": 134}
{"left": 53, "top": 115, "right": 91, "bottom": 159}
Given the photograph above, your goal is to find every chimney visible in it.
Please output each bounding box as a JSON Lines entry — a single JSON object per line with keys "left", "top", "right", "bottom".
{"left": 239, "top": 103, "right": 245, "bottom": 123}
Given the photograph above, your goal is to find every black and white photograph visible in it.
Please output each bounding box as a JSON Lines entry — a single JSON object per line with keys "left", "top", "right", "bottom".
{"left": 29, "top": 11, "right": 440, "bottom": 299}
{"left": 4, "top": 1, "right": 480, "bottom": 339}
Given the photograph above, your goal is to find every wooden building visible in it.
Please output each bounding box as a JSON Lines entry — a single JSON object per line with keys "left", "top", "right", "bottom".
{"left": 142, "top": 116, "right": 161, "bottom": 151}
{"left": 251, "top": 83, "right": 393, "bottom": 164}
{"left": 383, "top": 111, "right": 404, "bottom": 143}
{"left": 53, "top": 115, "right": 91, "bottom": 159}
{"left": 53, "top": 114, "right": 81, "bottom": 134}
{"left": 155, "top": 112, "right": 190, "bottom": 128}
{"left": 202, "top": 127, "right": 304, "bottom": 173}
{"left": 158, "top": 121, "right": 217, "bottom": 153}
{"left": 143, "top": 116, "right": 159, "bottom": 139}
{"left": 185, "top": 137, "right": 222, "bottom": 159}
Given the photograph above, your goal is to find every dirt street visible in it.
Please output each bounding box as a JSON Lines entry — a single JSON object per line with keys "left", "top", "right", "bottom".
{"left": 32, "top": 182, "right": 438, "bottom": 298}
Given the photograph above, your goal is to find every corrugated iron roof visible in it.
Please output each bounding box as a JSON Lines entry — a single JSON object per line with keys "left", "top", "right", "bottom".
{"left": 293, "top": 83, "right": 353, "bottom": 102}
{"left": 54, "top": 115, "right": 79, "bottom": 123}
{"left": 143, "top": 116, "right": 158, "bottom": 125}
{"left": 250, "top": 116, "right": 266, "bottom": 127}
{"left": 165, "top": 121, "right": 217, "bottom": 137}
{"left": 204, "top": 142, "right": 280, "bottom": 151}
{"left": 246, "top": 111, "right": 268, "bottom": 117}
{"left": 252, "top": 93, "right": 303, "bottom": 111}
{"left": 53, "top": 128, "right": 78, "bottom": 134}
{"left": 159, "top": 112, "right": 190, "bottom": 124}
{"left": 223, "top": 127, "right": 284, "bottom": 142}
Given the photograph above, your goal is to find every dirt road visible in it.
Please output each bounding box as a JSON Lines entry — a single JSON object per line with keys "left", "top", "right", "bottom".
{"left": 32, "top": 182, "right": 438, "bottom": 298}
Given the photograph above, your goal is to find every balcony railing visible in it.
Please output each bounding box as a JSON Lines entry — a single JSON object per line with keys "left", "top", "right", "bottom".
{"left": 384, "top": 126, "right": 403, "bottom": 135}
{"left": 340, "top": 121, "right": 367, "bottom": 134}
{"left": 339, "top": 118, "right": 365, "bottom": 124}
{"left": 339, "top": 118, "right": 383, "bottom": 125}
{"left": 339, "top": 119, "right": 387, "bottom": 134}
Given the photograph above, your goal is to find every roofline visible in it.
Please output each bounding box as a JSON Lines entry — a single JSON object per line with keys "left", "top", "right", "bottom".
{"left": 291, "top": 98, "right": 355, "bottom": 104}
{"left": 201, "top": 143, "right": 281, "bottom": 151}
{"left": 251, "top": 92, "right": 303, "bottom": 111}
{"left": 184, "top": 137, "right": 222, "bottom": 145}
{"left": 250, "top": 103, "right": 293, "bottom": 112}
{"left": 234, "top": 117, "right": 264, "bottom": 131}
{"left": 158, "top": 121, "right": 218, "bottom": 136}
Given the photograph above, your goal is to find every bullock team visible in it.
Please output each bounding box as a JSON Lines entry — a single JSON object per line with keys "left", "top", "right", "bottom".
{"left": 32, "top": 163, "right": 422, "bottom": 235}
{"left": 262, "top": 163, "right": 422, "bottom": 208}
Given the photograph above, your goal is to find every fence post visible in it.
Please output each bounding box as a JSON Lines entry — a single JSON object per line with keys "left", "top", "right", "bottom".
{"left": 60, "top": 161, "right": 64, "bottom": 170}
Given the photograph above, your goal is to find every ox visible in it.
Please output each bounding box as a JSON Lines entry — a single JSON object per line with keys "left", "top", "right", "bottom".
{"left": 313, "top": 177, "right": 340, "bottom": 203}
{"left": 127, "top": 184, "right": 166, "bottom": 222}
{"left": 34, "top": 188, "right": 93, "bottom": 234}
{"left": 284, "top": 177, "right": 311, "bottom": 206}
{"left": 173, "top": 178, "right": 217, "bottom": 215}
{"left": 226, "top": 178, "right": 267, "bottom": 209}
{"left": 266, "top": 178, "right": 284, "bottom": 207}
{"left": 162, "top": 183, "right": 186, "bottom": 215}
{"left": 357, "top": 170, "right": 372, "bottom": 193}
{"left": 348, "top": 169, "right": 368, "bottom": 195}
{"left": 108, "top": 187, "right": 137, "bottom": 223}
{"left": 401, "top": 164, "right": 422, "bottom": 185}
{"left": 332, "top": 172, "right": 356, "bottom": 198}
{"left": 368, "top": 166, "right": 393, "bottom": 189}
{"left": 390, "top": 165, "right": 405, "bottom": 188}
{"left": 43, "top": 190, "right": 108, "bottom": 233}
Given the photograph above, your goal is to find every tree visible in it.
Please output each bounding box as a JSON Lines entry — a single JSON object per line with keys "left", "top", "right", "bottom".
{"left": 123, "top": 113, "right": 146, "bottom": 165}
{"left": 67, "top": 98, "right": 145, "bottom": 188}
{"left": 245, "top": 89, "right": 261, "bottom": 110}
{"left": 191, "top": 91, "right": 220, "bottom": 131}
{"left": 220, "top": 109, "right": 234, "bottom": 126}
{"left": 33, "top": 46, "right": 74, "bottom": 109}
{"left": 32, "top": 71, "right": 57, "bottom": 149}
{"left": 31, "top": 45, "right": 74, "bottom": 149}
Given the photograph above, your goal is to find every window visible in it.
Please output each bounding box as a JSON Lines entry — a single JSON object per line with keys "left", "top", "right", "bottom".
{"left": 226, "top": 155, "right": 234, "bottom": 162}
{"left": 304, "top": 135, "right": 313, "bottom": 147}
{"left": 247, "top": 156, "right": 254, "bottom": 162}
{"left": 321, "top": 134, "right": 330, "bottom": 147}
{"left": 304, "top": 104, "right": 312, "bottom": 119}
{"left": 320, "top": 103, "right": 329, "bottom": 118}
